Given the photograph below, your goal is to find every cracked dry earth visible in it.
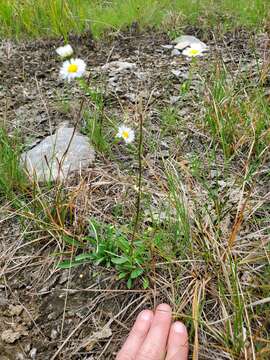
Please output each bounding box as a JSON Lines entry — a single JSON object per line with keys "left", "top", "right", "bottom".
{"left": 1, "top": 28, "right": 270, "bottom": 359}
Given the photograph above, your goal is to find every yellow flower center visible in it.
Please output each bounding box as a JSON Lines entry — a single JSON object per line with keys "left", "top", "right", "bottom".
{"left": 122, "top": 130, "right": 129, "bottom": 139}
{"left": 68, "top": 63, "right": 78, "bottom": 73}
{"left": 189, "top": 49, "right": 200, "bottom": 56}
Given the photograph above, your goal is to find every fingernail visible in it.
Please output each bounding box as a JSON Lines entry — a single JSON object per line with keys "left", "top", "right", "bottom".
{"left": 173, "top": 322, "right": 187, "bottom": 334}
{"left": 139, "top": 310, "right": 152, "bottom": 321}
{"left": 156, "top": 303, "right": 171, "bottom": 312}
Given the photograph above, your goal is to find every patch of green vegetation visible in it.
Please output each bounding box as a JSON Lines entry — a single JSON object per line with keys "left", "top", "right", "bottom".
{"left": 56, "top": 177, "right": 192, "bottom": 288}
{"left": 204, "top": 64, "right": 270, "bottom": 161}
{"left": 80, "top": 82, "right": 112, "bottom": 154}
{"left": 0, "top": 126, "right": 27, "bottom": 200}
{"left": 0, "top": 0, "right": 269, "bottom": 39}
{"left": 58, "top": 219, "right": 151, "bottom": 289}
{"left": 160, "top": 107, "right": 181, "bottom": 136}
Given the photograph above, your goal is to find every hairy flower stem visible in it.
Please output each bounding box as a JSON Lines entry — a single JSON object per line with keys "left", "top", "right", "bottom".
{"left": 58, "top": 73, "right": 91, "bottom": 177}
{"left": 131, "top": 111, "right": 143, "bottom": 247}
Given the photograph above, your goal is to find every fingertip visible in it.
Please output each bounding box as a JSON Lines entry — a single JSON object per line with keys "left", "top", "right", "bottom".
{"left": 156, "top": 303, "right": 172, "bottom": 313}
{"left": 166, "top": 321, "right": 189, "bottom": 359}
{"left": 138, "top": 309, "right": 154, "bottom": 322}
{"left": 135, "top": 303, "right": 172, "bottom": 358}
{"left": 117, "top": 309, "right": 154, "bottom": 359}
{"left": 173, "top": 321, "right": 188, "bottom": 336}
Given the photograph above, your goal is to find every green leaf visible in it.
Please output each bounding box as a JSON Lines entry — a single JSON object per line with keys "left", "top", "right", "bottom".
{"left": 117, "top": 237, "right": 130, "bottom": 252}
{"left": 63, "top": 235, "right": 83, "bottom": 248}
{"left": 118, "top": 272, "right": 127, "bottom": 280}
{"left": 95, "top": 257, "right": 105, "bottom": 265}
{"left": 143, "top": 277, "right": 150, "bottom": 289}
{"left": 111, "top": 257, "right": 129, "bottom": 265}
{"left": 57, "top": 259, "right": 85, "bottom": 269}
{"left": 127, "top": 277, "right": 132, "bottom": 289}
{"left": 130, "top": 268, "right": 144, "bottom": 279}
{"left": 75, "top": 253, "right": 93, "bottom": 261}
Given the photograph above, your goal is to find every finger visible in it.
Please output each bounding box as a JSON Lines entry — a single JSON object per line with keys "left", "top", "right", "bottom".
{"left": 116, "top": 310, "right": 154, "bottom": 360}
{"left": 136, "top": 303, "right": 172, "bottom": 360}
{"left": 166, "top": 322, "right": 189, "bottom": 360}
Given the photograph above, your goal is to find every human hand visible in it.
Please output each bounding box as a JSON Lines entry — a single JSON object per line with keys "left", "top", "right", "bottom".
{"left": 117, "top": 303, "right": 188, "bottom": 360}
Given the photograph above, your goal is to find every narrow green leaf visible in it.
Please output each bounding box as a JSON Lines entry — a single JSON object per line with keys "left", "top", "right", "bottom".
{"left": 130, "top": 268, "right": 144, "bottom": 279}
{"left": 118, "top": 272, "right": 127, "bottom": 280}
{"left": 143, "top": 277, "right": 150, "bottom": 289}
{"left": 57, "top": 259, "right": 85, "bottom": 269}
{"left": 63, "top": 235, "right": 83, "bottom": 248}
{"left": 127, "top": 277, "right": 132, "bottom": 289}
{"left": 75, "top": 253, "right": 93, "bottom": 261}
{"left": 111, "top": 257, "right": 129, "bottom": 265}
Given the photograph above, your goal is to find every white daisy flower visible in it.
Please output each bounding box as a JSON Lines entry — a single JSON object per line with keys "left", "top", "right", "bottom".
{"left": 182, "top": 44, "right": 206, "bottom": 57}
{"left": 56, "top": 44, "right": 73, "bottom": 58}
{"left": 59, "top": 58, "right": 86, "bottom": 81}
{"left": 116, "top": 125, "right": 135, "bottom": 144}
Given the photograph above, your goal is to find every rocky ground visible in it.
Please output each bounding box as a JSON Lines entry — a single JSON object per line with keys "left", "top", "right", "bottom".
{"left": 1, "top": 28, "right": 270, "bottom": 359}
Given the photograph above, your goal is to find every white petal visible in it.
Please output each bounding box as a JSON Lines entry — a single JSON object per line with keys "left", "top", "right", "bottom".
{"left": 56, "top": 44, "right": 73, "bottom": 58}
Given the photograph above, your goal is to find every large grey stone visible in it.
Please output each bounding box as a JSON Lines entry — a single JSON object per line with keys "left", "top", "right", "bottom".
{"left": 173, "top": 35, "right": 207, "bottom": 50}
{"left": 21, "top": 127, "right": 95, "bottom": 182}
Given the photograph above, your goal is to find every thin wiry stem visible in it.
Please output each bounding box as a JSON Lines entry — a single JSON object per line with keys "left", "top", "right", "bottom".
{"left": 131, "top": 111, "right": 143, "bottom": 245}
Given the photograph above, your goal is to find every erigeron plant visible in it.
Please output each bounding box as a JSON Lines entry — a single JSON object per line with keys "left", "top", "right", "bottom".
{"left": 55, "top": 44, "right": 148, "bottom": 288}
{"left": 178, "top": 42, "right": 207, "bottom": 95}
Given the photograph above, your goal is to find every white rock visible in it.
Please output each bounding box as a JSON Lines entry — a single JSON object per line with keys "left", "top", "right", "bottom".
{"left": 21, "top": 126, "right": 95, "bottom": 182}
{"left": 171, "top": 69, "right": 181, "bottom": 78}
{"left": 161, "top": 44, "right": 174, "bottom": 50}
{"left": 171, "top": 49, "right": 181, "bottom": 57}
{"left": 30, "top": 348, "right": 37, "bottom": 359}
{"left": 50, "top": 329, "right": 58, "bottom": 340}
{"left": 173, "top": 35, "right": 207, "bottom": 50}
{"left": 170, "top": 96, "right": 180, "bottom": 104}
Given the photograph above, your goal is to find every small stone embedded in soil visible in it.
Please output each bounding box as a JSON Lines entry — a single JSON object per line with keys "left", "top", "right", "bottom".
{"left": 161, "top": 44, "right": 174, "bottom": 50}
{"left": 171, "top": 69, "right": 181, "bottom": 78}
{"left": 59, "top": 269, "right": 70, "bottom": 284}
{"left": 173, "top": 35, "right": 207, "bottom": 50}
{"left": 135, "top": 71, "right": 147, "bottom": 81}
{"left": 30, "top": 348, "right": 37, "bottom": 359}
{"left": 170, "top": 95, "right": 180, "bottom": 104}
{"left": 8, "top": 304, "right": 24, "bottom": 316}
{"left": 20, "top": 126, "right": 95, "bottom": 182}
{"left": 171, "top": 49, "right": 181, "bottom": 57}
{"left": 0, "top": 291, "right": 8, "bottom": 306}
{"left": 1, "top": 329, "right": 22, "bottom": 343}
{"left": 50, "top": 329, "right": 58, "bottom": 340}
{"left": 101, "top": 60, "right": 136, "bottom": 75}
{"left": 76, "top": 327, "right": 112, "bottom": 352}
{"left": 25, "top": 343, "right": 31, "bottom": 352}
{"left": 15, "top": 353, "right": 24, "bottom": 360}
{"left": 210, "top": 169, "right": 219, "bottom": 178}
{"left": 48, "top": 311, "right": 58, "bottom": 320}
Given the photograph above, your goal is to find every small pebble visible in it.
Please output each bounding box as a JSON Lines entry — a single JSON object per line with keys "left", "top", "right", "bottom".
{"left": 30, "top": 348, "right": 37, "bottom": 359}
{"left": 161, "top": 44, "right": 174, "bottom": 50}
{"left": 170, "top": 95, "right": 180, "bottom": 104}
{"left": 15, "top": 354, "right": 24, "bottom": 360}
{"left": 171, "top": 49, "right": 181, "bottom": 57}
{"left": 50, "top": 329, "right": 58, "bottom": 340}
